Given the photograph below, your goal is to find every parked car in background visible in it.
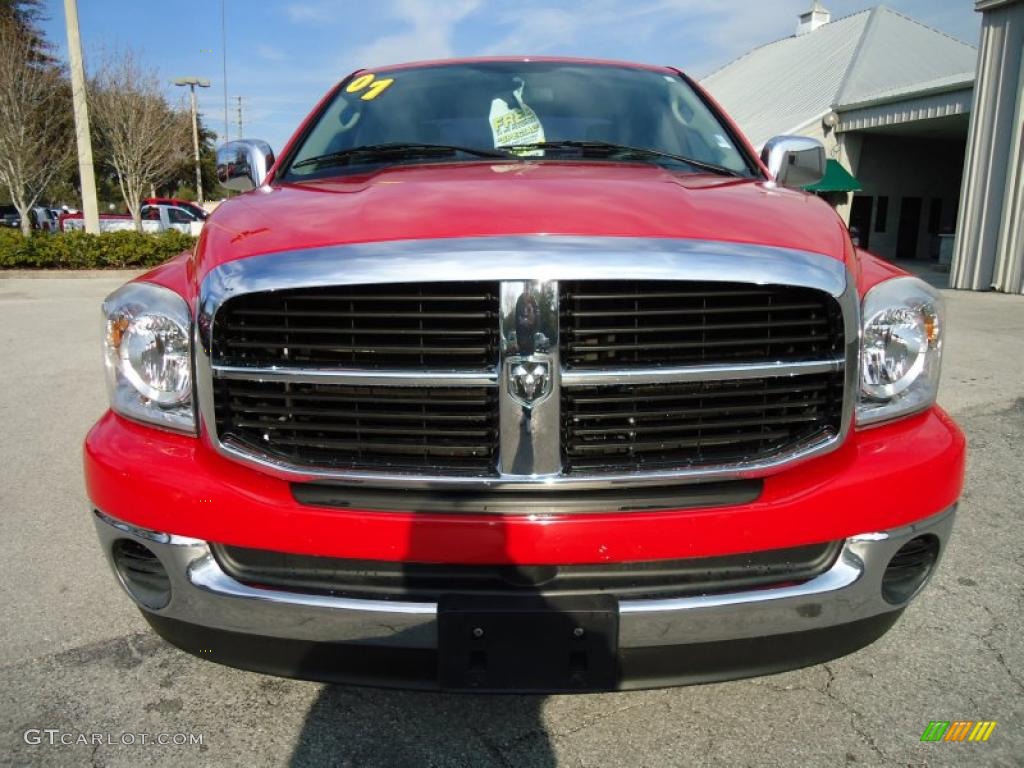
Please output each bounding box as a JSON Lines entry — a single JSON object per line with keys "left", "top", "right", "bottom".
{"left": 144, "top": 197, "right": 208, "bottom": 220}
{"left": 29, "top": 207, "right": 58, "bottom": 232}
{"left": 142, "top": 203, "right": 205, "bottom": 235}
{"left": 87, "top": 57, "right": 964, "bottom": 693}
{"left": 61, "top": 204, "right": 204, "bottom": 236}
{"left": 59, "top": 211, "right": 133, "bottom": 233}
{"left": 0, "top": 205, "right": 21, "bottom": 229}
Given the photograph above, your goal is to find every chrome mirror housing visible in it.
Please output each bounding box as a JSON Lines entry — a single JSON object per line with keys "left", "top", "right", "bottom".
{"left": 216, "top": 139, "right": 275, "bottom": 192}
{"left": 761, "top": 136, "right": 826, "bottom": 189}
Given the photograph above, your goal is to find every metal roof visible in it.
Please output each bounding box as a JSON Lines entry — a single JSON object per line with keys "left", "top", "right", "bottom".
{"left": 701, "top": 6, "right": 978, "bottom": 147}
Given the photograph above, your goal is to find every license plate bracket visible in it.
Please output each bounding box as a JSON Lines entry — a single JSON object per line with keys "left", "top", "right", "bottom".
{"left": 438, "top": 594, "right": 619, "bottom": 692}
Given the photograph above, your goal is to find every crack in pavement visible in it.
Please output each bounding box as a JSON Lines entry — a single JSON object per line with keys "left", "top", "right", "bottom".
{"left": 818, "top": 664, "right": 896, "bottom": 766}
{"left": 548, "top": 699, "right": 658, "bottom": 741}
{"left": 977, "top": 606, "right": 1024, "bottom": 696}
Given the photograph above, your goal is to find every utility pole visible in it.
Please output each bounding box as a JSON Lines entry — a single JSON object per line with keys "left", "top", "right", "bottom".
{"left": 221, "top": 0, "right": 229, "bottom": 144}
{"left": 233, "top": 95, "right": 244, "bottom": 138}
{"left": 63, "top": 0, "right": 99, "bottom": 233}
{"left": 174, "top": 77, "right": 211, "bottom": 203}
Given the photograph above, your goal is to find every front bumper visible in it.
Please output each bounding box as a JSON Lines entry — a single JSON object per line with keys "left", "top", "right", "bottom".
{"left": 85, "top": 407, "right": 966, "bottom": 565}
{"left": 94, "top": 505, "right": 955, "bottom": 691}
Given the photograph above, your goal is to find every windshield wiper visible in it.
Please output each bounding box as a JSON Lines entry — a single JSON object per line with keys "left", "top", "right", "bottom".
{"left": 291, "top": 142, "right": 513, "bottom": 170}
{"left": 501, "top": 140, "right": 746, "bottom": 178}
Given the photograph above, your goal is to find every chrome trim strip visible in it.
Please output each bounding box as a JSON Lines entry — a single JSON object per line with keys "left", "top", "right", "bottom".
{"left": 93, "top": 508, "right": 205, "bottom": 547}
{"left": 197, "top": 237, "right": 848, "bottom": 313}
{"left": 212, "top": 365, "right": 498, "bottom": 388}
{"left": 93, "top": 505, "right": 955, "bottom": 651}
{"left": 202, "top": 430, "right": 840, "bottom": 489}
{"left": 562, "top": 357, "right": 846, "bottom": 387}
{"left": 188, "top": 554, "right": 430, "bottom": 616}
{"left": 619, "top": 505, "right": 955, "bottom": 646}
{"left": 213, "top": 359, "right": 845, "bottom": 390}
{"left": 92, "top": 509, "right": 437, "bottom": 647}
{"left": 196, "top": 235, "right": 857, "bottom": 488}
{"left": 498, "top": 280, "right": 562, "bottom": 476}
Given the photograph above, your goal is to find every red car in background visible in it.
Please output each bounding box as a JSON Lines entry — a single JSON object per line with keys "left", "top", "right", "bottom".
{"left": 85, "top": 58, "right": 963, "bottom": 693}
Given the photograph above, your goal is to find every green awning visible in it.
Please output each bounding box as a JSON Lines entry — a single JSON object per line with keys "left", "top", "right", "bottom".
{"left": 804, "top": 159, "right": 862, "bottom": 192}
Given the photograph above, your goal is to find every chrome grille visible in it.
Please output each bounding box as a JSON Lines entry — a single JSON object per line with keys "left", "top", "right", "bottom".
{"left": 214, "top": 380, "right": 499, "bottom": 472}
{"left": 213, "top": 282, "right": 499, "bottom": 370}
{"left": 562, "top": 373, "right": 845, "bottom": 473}
{"left": 561, "top": 280, "right": 844, "bottom": 367}
{"left": 198, "top": 237, "right": 855, "bottom": 487}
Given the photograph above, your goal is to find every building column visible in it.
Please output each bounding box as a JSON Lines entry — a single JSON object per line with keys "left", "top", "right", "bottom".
{"left": 952, "top": 0, "right": 1024, "bottom": 293}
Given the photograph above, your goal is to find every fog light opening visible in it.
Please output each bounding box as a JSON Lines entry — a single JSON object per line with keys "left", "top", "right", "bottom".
{"left": 882, "top": 535, "right": 940, "bottom": 605}
{"left": 111, "top": 539, "right": 171, "bottom": 610}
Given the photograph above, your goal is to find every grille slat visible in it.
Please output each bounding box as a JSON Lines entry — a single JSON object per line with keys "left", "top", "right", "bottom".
{"left": 230, "top": 309, "right": 494, "bottom": 319}
{"left": 570, "top": 398, "right": 828, "bottom": 421}
{"left": 570, "top": 414, "right": 824, "bottom": 437}
{"left": 574, "top": 317, "right": 828, "bottom": 335}
{"left": 567, "top": 335, "right": 831, "bottom": 354}
{"left": 567, "top": 382, "right": 831, "bottom": 405}
{"left": 229, "top": 405, "right": 493, "bottom": 422}
{"left": 568, "top": 302, "right": 824, "bottom": 317}
{"left": 269, "top": 437, "right": 492, "bottom": 457}
{"left": 221, "top": 388, "right": 493, "bottom": 406}
{"left": 222, "top": 341, "right": 493, "bottom": 356}
{"left": 225, "top": 324, "right": 494, "bottom": 336}
{"left": 233, "top": 420, "right": 494, "bottom": 438}
{"left": 567, "top": 430, "right": 795, "bottom": 454}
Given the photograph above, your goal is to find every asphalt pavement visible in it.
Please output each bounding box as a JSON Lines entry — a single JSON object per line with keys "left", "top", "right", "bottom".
{"left": 0, "top": 273, "right": 1021, "bottom": 767}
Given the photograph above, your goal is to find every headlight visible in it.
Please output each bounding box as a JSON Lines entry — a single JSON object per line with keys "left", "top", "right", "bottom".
{"left": 102, "top": 282, "right": 195, "bottom": 433}
{"left": 857, "top": 276, "right": 943, "bottom": 427}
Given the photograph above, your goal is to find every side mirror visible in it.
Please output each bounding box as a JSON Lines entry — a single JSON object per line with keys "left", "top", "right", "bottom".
{"left": 761, "top": 136, "right": 826, "bottom": 189}
{"left": 216, "top": 139, "right": 275, "bottom": 192}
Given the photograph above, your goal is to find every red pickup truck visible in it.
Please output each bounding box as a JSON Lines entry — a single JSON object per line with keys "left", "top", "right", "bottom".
{"left": 85, "top": 57, "right": 964, "bottom": 692}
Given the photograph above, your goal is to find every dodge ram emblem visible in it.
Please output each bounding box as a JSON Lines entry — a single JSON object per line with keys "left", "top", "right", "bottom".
{"left": 507, "top": 356, "right": 553, "bottom": 407}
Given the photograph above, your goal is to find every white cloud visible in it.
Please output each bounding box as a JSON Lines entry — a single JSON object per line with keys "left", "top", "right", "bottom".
{"left": 256, "top": 44, "right": 287, "bottom": 62}
{"left": 339, "top": 0, "right": 482, "bottom": 71}
{"left": 471, "top": 0, "right": 808, "bottom": 77}
{"left": 481, "top": 8, "right": 579, "bottom": 55}
{"left": 286, "top": 3, "right": 330, "bottom": 24}
{"left": 478, "top": 1, "right": 717, "bottom": 60}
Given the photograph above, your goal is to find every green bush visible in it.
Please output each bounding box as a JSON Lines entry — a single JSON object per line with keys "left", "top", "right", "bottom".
{"left": 0, "top": 229, "right": 196, "bottom": 269}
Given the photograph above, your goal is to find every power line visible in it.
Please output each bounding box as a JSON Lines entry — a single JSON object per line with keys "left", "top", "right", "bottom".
{"left": 221, "top": 0, "right": 228, "bottom": 143}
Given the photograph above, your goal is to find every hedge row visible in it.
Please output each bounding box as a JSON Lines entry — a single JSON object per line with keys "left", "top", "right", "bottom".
{"left": 0, "top": 229, "right": 195, "bottom": 269}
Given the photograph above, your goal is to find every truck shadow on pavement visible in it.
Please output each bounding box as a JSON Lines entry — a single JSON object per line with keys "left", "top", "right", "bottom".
{"left": 288, "top": 489, "right": 619, "bottom": 767}
{"left": 289, "top": 686, "right": 556, "bottom": 767}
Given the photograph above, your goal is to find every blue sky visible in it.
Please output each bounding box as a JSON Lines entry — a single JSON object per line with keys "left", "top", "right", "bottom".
{"left": 40, "top": 1, "right": 980, "bottom": 152}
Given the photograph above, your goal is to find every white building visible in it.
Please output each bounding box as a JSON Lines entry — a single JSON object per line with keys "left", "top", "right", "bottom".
{"left": 700, "top": 3, "right": 1019, "bottom": 294}
{"left": 952, "top": 0, "right": 1024, "bottom": 293}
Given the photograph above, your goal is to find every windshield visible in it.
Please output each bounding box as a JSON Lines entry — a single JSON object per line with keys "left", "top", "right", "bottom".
{"left": 283, "top": 61, "right": 754, "bottom": 180}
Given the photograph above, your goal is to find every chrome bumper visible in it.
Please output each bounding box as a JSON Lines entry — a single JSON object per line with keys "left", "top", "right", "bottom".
{"left": 93, "top": 506, "right": 955, "bottom": 651}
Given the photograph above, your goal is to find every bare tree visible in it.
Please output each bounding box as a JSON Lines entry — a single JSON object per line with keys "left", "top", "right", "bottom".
{"left": 0, "top": 20, "right": 72, "bottom": 236}
{"left": 90, "top": 51, "right": 190, "bottom": 231}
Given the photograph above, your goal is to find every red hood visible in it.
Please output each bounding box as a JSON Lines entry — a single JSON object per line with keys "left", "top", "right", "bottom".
{"left": 196, "top": 161, "right": 851, "bottom": 280}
